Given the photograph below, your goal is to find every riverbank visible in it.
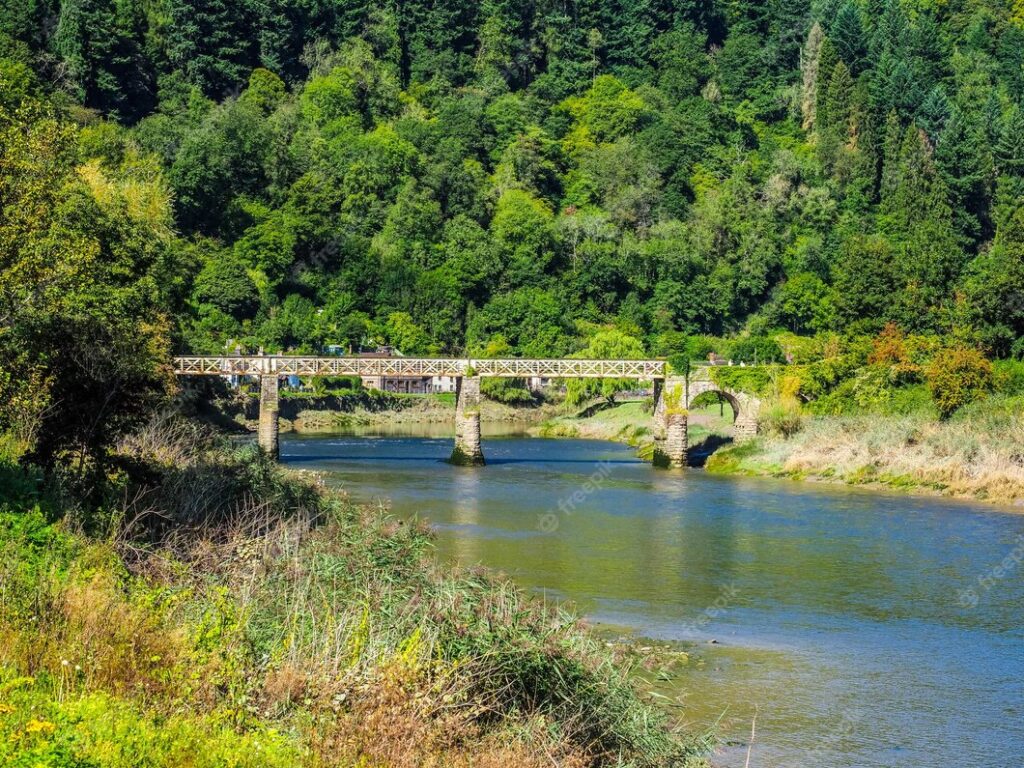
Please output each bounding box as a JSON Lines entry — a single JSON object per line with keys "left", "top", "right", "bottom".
{"left": 530, "top": 397, "right": 1024, "bottom": 508}
{"left": 0, "top": 421, "right": 704, "bottom": 767}
{"left": 532, "top": 401, "right": 735, "bottom": 462}
{"left": 706, "top": 398, "right": 1024, "bottom": 508}
{"left": 202, "top": 389, "right": 561, "bottom": 434}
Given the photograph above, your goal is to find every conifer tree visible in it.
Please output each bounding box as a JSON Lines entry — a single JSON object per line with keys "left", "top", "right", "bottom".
{"left": 54, "top": 0, "right": 154, "bottom": 120}
{"left": 830, "top": 2, "right": 866, "bottom": 75}
{"left": 936, "top": 106, "right": 990, "bottom": 250}
{"left": 994, "top": 104, "right": 1024, "bottom": 230}
{"left": 818, "top": 60, "right": 853, "bottom": 173}
{"left": 165, "top": 0, "right": 258, "bottom": 97}
{"left": 881, "top": 126, "right": 962, "bottom": 328}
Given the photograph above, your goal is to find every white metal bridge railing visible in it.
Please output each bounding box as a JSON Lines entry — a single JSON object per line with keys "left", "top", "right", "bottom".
{"left": 172, "top": 356, "right": 668, "bottom": 379}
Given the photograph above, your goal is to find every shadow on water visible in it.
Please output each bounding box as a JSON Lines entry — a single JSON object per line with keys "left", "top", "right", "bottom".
{"left": 284, "top": 454, "right": 642, "bottom": 466}
{"left": 687, "top": 434, "right": 733, "bottom": 467}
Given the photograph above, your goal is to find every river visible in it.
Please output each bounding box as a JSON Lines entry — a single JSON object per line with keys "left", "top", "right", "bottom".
{"left": 282, "top": 428, "right": 1024, "bottom": 768}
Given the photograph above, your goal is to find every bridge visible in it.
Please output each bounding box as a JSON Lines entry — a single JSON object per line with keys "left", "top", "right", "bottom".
{"left": 173, "top": 356, "right": 760, "bottom": 467}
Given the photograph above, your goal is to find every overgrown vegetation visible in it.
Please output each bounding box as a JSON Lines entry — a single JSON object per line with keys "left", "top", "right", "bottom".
{"left": 0, "top": 426, "right": 707, "bottom": 767}
{"left": 706, "top": 396, "right": 1024, "bottom": 504}
{"left": 3, "top": 0, "right": 1024, "bottom": 365}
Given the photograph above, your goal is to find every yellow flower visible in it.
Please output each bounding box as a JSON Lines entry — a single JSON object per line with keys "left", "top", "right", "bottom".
{"left": 24, "top": 719, "right": 55, "bottom": 734}
{"left": 0, "top": 703, "right": 14, "bottom": 714}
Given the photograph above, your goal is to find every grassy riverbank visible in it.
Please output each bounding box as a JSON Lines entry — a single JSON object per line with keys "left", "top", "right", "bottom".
{"left": 533, "top": 402, "right": 735, "bottom": 462}
{"left": 531, "top": 395, "right": 1024, "bottom": 508}
{"left": 0, "top": 421, "right": 706, "bottom": 768}
{"left": 706, "top": 396, "right": 1024, "bottom": 508}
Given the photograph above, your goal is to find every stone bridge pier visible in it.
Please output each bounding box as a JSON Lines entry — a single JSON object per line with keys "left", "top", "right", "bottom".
{"left": 652, "top": 375, "right": 760, "bottom": 469}
{"left": 258, "top": 374, "right": 280, "bottom": 460}
{"left": 451, "top": 375, "right": 485, "bottom": 466}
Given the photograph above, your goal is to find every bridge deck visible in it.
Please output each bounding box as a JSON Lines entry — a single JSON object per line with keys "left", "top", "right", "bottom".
{"left": 173, "top": 356, "right": 667, "bottom": 379}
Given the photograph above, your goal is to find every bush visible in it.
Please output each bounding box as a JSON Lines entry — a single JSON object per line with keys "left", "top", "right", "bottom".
{"left": 481, "top": 378, "right": 536, "bottom": 404}
{"left": 925, "top": 347, "right": 994, "bottom": 419}
{"left": 728, "top": 336, "right": 783, "bottom": 364}
{"left": 994, "top": 360, "right": 1024, "bottom": 396}
{"left": 760, "top": 402, "right": 804, "bottom": 437}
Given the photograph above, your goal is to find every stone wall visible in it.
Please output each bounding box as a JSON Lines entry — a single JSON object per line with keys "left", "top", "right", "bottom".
{"left": 653, "top": 412, "right": 687, "bottom": 468}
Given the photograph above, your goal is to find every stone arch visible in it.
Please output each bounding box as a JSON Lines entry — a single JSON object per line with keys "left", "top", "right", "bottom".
{"left": 684, "top": 379, "right": 760, "bottom": 441}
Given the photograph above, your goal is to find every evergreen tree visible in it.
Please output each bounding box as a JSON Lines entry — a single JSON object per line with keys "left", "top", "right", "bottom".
{"left": 818, "top": 60, "right": 853, "bottom": 174}
{"left": 917, "top": 86, "right": 950, "bottom": 141}
{"left": 54, "top": 0, "right": 154, "bottom": 120}
{"left": 848, "top": 81, "right": 880, "bottom": 207}
{"left": 813, "top": 36, "right": 838, "bottom": 134}
{"left": 880, "top": 126, "right": 962, "bottom": 328}
{"left": 165, "top": 0, "right": 258, "bottom": 97}
{"left": 830, "top": 2, "right": 866, "bottom": 75}
{"left": 994, "top": 104, "right": 1024, "bottom": 230}
{"left": 910, "top": 11, "right": 949, "bottom": 90}
{"left": 935, "top": 106, "right": 990, "bottom": 250}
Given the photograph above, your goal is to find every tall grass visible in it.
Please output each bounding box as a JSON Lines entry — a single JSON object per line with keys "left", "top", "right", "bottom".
{"left": 709, "top": 395, "right": 1024, "bottom": 505}
{"left": 1, "top": 417, "right": 707, "bottom": 767}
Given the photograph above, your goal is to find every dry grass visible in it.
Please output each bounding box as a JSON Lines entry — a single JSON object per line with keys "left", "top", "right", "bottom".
{"left": 713, "top": 397, "right": 1024, "bottom": 506}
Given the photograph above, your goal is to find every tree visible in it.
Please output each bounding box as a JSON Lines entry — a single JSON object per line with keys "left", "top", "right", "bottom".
{"left": 994, "top": 105, "right": 1024, "bottom": 230}
{"left": 831, "top": 2, "right": 866, "bottom": 75}
{"left": 961, "top": 206, "right": 1024, "bottom": 356}
{"left": 925, "top": 347, "right": 993, "bottom": 418}
{"left": 818, "top": 61, "right": 854, "bottom": 173}
{"left": 832, "top": 234, "right": 898, "bottom": 330}
{"left": 54, "top": 0, "right": 154, "bottom": 120}
{"left": 490, "top": 189, "right": 556, "bottom": 288}
{"left": 466, "top": 288, "right": 569, "bottom": 357}
{"left": 0, "top": 96, "right": 174, "bottom": 482}
{"left": 879, "top": 126, "right": 962, "bottom": 328}
{"left": 565, "top": 328, "right": 645, "bottom": 404}
{"left": 935, "top": 106, "right": 990, "bottom": 249}
{"left": 192, "top": 251, "right": 260, "bottom": 318}
{"left": 165, "top": 0, "right": 257, "bottom": 97}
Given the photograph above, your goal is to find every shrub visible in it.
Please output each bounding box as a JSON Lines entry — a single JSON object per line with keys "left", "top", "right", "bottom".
{"left": 925, "top": 347, "right": 994, "bottom": 418}
{"left": 728, "top": 336, "right": 783, "bottom": 364}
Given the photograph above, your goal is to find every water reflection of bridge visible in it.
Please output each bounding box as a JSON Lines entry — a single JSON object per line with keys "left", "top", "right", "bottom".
{"left": 173, "top": 356, "right": 760, "bottom": 467}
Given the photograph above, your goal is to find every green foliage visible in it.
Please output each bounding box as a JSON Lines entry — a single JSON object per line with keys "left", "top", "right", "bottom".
{"left": 0, "top": 0, "right": 1023, "bottom": 445}
{"left": 565, "top": 328, "right": 645, "bottom": 405}
{"left": 728, "top": 336, "right": 784, "bottom": 365}
{"left": 0, "top": 440, "right": 702, "bottom": 767}
{"left": 2, "top": 0, "right": 1017, "bottom": 360}
{"left": 709, "top": 365, "right": 776, "bottom": 397}
{"left": 925, "top": 346, "right": 994, "bottom": 418}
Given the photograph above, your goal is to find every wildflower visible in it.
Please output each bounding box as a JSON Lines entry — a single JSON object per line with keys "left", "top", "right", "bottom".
{"left": 24, "top": 719, "right": 56, "bottom": 734}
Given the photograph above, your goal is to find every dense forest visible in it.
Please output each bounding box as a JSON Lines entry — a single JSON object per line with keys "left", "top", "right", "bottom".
{"left": 3, "top": 0, "right": 1024, "bottom": 466}
{"left": 3, "top": 0, "right": 1024, "bottom": 365}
